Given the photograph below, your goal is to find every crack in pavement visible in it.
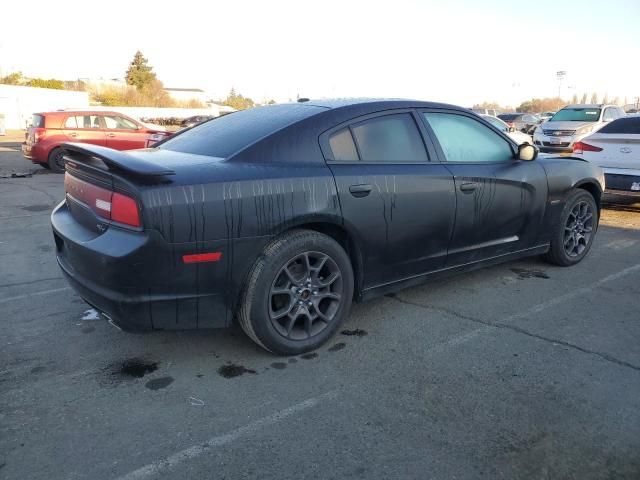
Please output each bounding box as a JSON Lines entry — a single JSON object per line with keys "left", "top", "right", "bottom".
{"left": 389, "top": 294, "right": 640, "bottom": 373}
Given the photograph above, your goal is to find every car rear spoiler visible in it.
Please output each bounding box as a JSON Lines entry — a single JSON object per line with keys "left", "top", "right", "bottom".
{"left": 61, "top": 142, "right": 175, "bottom": 177}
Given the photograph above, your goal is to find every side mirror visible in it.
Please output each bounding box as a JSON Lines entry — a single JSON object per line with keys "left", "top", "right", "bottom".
{"left": 518, "top": 143, "right": 538, "bottom": 161}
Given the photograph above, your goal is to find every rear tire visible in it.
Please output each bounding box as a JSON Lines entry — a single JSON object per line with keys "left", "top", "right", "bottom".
{"left": 543, "top": 189, "right": 598, "bottom": 266}
{"left": 47, "top": 147, "right": 66, "bottom": 173}
{"left": 238, "top": 230, "right": 354, "bottom": 355}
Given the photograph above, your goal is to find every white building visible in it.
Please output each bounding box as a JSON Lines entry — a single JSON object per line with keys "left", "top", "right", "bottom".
{"left": 164, "top": 87, "right": 210, "bottom": 104}
{"left": 0, "top": 84, "right": 89, "bottom": 130}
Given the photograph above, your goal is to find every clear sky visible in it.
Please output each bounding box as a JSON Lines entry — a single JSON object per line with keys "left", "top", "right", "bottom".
{"left": 1, "top": 0, "right": 639, "bottom": 106}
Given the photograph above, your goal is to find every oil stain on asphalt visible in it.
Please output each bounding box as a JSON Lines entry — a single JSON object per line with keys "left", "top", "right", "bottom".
{"left": 300, "top": 352, "right": 318, "bottom": 360}
{"left": 115, "top": 359, "right": 158, "bottom": 378}
{"left": 145, "top": 376, "right": 174, "bottom": 390}
{"left": 328, "top": 342, "right": 346, "bottom": 352}
{"left": 218, "top": 363, "right": 256, "bottom": 378}
{"left": 341, "top": 329, "right": 368, "bottom": 337}
{"left": 271, "top": 362, "right": 287, "bottom": 370}
{"left": 510, "top": 267, "right": 550, "bottom": 279}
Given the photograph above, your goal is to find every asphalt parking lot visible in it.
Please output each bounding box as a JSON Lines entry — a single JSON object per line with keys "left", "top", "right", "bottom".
{"left": 1, "top": 137, "right": 639, "bottom": 480}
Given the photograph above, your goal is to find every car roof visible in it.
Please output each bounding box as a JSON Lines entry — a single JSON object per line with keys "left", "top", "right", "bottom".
{"left": 562, "top": 104, "right": 618, "bottom": 109}
{"left": 296, "top": 97, "right": 466, "bottom": 112}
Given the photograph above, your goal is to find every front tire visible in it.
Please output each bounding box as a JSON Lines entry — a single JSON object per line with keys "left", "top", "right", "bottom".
{"left": 238, "top": 230, "right": 354, "bottom": 355}
{"left": 543, "top": 189, "right": 598, "bottom": 266}
{"left": 47, "top": 147, "right": 66, "bottom": 173}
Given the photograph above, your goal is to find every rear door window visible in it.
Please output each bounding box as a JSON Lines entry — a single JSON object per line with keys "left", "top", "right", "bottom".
{"left": 67, "top": 115, "right": 101, "bottom": 129}
{"left": 423, "top": 112, "right": 513, "bottom": 163}
{"left": 64, "top": 116, "right": 77, "bottom": 128}
{"left": 349, "top": 113, "right": 428, "bottom": 162}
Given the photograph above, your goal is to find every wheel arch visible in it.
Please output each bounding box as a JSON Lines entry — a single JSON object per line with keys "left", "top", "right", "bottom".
{"left": 574, "top": 180, "right": 602, "bottom": 213}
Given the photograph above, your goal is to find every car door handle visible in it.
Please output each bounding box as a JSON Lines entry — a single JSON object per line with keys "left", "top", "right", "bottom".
{"left": 460, "top": 182, "right": 478, "bottom": 192}
{"left": 106, "top": 133, "right": 116, "bottom": 137}
{"left": 349, "top": 184, "right": 372, "bottom": 198}
{"left": 68, "top": 132, "right": 78, "bottom": 137}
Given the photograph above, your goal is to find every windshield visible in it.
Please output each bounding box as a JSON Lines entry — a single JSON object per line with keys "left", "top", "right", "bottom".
{"left": 498, "top": 114, "right": 520, "bottom": 121}
{"left": 551, "top": 108, "right": 601, "bottom": 122}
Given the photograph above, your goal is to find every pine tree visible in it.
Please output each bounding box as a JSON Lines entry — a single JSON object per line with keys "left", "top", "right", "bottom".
{"left": 125, "top": 51, "right": 156, "bottom": 90}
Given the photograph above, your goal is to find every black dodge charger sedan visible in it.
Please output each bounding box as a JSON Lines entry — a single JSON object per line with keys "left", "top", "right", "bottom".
{"left": 52, "top": 99, "right": 604, "bottom": 354}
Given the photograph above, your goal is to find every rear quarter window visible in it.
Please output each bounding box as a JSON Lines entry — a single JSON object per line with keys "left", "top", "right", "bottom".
{"left": 159, "top": 104, "right": 324, "bottom": 158}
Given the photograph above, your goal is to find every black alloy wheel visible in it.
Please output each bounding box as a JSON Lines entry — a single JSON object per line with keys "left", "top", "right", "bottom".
{"left": 268, "top": 251, "right": 343, "bottom": 340}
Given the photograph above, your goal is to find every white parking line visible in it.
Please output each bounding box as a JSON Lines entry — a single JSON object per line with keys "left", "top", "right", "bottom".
{"left": 0, "top": 287, "right": 72, "bottom": 304}
{"left": 115, "top": 390, "right": 338, "bottom": 480}
{"left": 504, "top": 263, "right": 640, "bottom": 323}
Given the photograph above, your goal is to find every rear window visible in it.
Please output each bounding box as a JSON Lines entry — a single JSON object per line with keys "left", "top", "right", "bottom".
{"left": 551, "top": 108, "right": 601, "bottom": 122}
{"left": 598, "top": 117, "right": 640, "bottom": 134}
{"left": 498, "top": 114, "right": 520, "bottom": 121}
{"left": 32, "top": 114, "right": 45, "bottom": 128}
{"left": 159, "top": 104, "right": 324, "bottom": 158}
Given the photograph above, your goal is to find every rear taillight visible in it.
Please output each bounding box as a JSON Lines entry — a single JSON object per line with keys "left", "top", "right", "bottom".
{"left": 33, "top": 128, "right": 46, "bottom": 143}
{"left": 111, "top": 192, "right": 141, "bottom": 227}
{"left": 64, "top": 174, "right": 141, "bottom": 228}
{"left": 573, "top": 141, "right": 603, "bottom": 154}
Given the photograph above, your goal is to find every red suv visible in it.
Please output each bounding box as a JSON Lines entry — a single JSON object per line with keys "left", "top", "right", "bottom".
{"left": 22, "top": 111, "right": 171, "bottom": 172}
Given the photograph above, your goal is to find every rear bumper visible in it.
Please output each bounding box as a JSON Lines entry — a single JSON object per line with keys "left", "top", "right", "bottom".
{"left": 603, "top": 168, "right": 640, "bottom": 195}
{"left": 22, "top": 142, "right": 47, "bottom": 162}
{"left": 51, "top": 201, "right": 230, "bottom": 331}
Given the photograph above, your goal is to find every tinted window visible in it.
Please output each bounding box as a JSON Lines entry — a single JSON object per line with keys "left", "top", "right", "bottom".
{"left": 329, "top": 128, "right": 358, "bottom": 161}
{"left": 160, "top": 104, "right": 323, "bottom": 158}
{"left": 350, "top": 114, "right": 428, "bottom": 162}
{"left": 64, "top": 116, "right": 77, "bottom": 128}
{"left": 32, "top": 114, "right": 45, "bottom": 128}
{"left": 103, "top": 115, "right": 138, "bottom": 130}
{"left": 424, "top": 112, "right": 513, "bottom": 163}
{"left": 598, "top": 117, "right": 640, "bottom": 134}
{"left": 551, "top": 108, "right": 601, "bottom": 122}
{"left": 498, "top": 114, "right": 520, "bottom": 121}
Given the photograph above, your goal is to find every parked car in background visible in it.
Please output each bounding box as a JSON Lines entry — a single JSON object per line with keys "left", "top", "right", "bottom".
{"left": 481, "top": 114, "right": 532, "bottom": 145}
{"left": 537, "top": 111, "right": 555, "bottom": 122}
{"left": 533, "top": 104, "right": 626, "bottom": 153}
{"left": 22, "top": 111, "right": 171, "bottom": 172}
{"left": 497, "top": 113, "right": 541, "bottom": 134}
{"left": 573, "top": 116, "right": 640, "bottom": 195}
{"left": 180, "top": 115, "right": 215, "bottom": 129}
{"left": 52, "top": 99, "right": 603, "bottom": 355}
{"left": 471, "top": 107, "right": 499, "bottom": 117}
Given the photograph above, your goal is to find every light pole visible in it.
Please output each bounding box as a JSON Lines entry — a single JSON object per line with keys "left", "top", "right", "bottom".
{"left": 556, "top": 70, "right": 566, "bottom": 99}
